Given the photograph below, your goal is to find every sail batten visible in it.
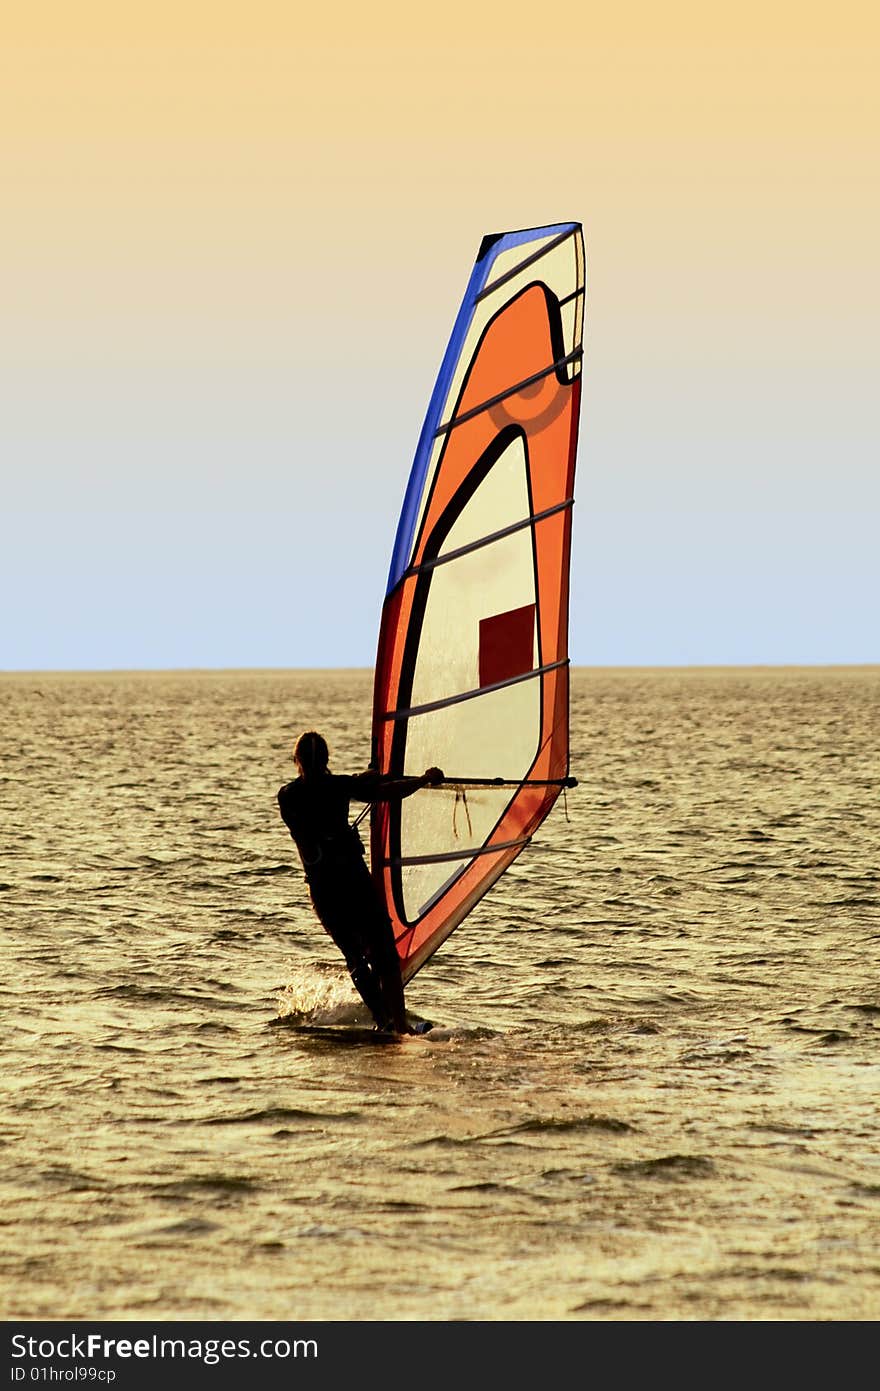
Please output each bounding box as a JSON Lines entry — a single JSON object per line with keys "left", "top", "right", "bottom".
{"left": 432, "top": 348, "right": 583, "bottom": 437}
{"left": 401, "top": 498, "right": 574, "bottom": 580}
{"left": 378, "top": 659, "right": 568, "bottom": 723}
{"left": 386, "top": 837, "right": 530, "bottom": 868}
{"left": 475, "top": 226, "right": 579, "bottom": 302}
{"left": 371, "top": 222, "right": 586, "bottom": 983}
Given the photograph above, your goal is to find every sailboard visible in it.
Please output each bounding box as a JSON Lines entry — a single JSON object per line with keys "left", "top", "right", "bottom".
{"left": 370, "top": 222, "right": 586, "bottom": 984}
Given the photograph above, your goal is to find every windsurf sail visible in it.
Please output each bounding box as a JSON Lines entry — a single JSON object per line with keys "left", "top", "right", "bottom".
{"left": 370, "top": 222, "right": 586, "bottom": 983}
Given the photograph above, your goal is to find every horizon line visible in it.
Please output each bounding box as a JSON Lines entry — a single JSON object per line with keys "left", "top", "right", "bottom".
{"left": 2, "top": 662, "right": 878, "bottom": 677}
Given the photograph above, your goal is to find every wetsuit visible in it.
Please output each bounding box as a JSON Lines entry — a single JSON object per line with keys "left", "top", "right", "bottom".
{"left": 277, "top": 770, "right": 406, "bottom": 1030}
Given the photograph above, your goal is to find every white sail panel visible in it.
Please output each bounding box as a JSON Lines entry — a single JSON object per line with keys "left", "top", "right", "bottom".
{"left": 395, "top": 783, "right": 515, "bottom": 920}
{"left": 479, "top": 232, "right": 563, "bottom": 291}
{"left": 408, "top": 439, "right": 537, "bottom": 711}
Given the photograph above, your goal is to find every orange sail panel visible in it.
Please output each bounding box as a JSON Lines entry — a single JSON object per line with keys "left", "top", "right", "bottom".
{"left": 371, "top": 224, "right": 586, "bottom": 983}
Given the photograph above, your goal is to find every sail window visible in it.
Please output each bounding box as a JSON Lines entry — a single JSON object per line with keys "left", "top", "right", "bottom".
{"left": 478, "top": 604, "right": 536, "bottom": 688}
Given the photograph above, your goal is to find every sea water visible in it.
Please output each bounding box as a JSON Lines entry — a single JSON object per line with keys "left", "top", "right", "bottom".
{"left": 1, "top": 667, "right": 878, "bottom": 1321}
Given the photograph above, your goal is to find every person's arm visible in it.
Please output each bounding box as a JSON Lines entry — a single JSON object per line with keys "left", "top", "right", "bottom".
{"left": 350, "top": 767, "right": 444, "bottom": 803}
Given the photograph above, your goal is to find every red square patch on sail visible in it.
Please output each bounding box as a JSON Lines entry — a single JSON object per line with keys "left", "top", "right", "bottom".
{"left": 478, "top": 604, "right": 536, "bottom": 688}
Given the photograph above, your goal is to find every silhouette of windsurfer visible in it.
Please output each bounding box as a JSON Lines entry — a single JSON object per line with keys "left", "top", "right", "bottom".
{"left": 277, "top": 731, "right": 443, "bottom": 1035}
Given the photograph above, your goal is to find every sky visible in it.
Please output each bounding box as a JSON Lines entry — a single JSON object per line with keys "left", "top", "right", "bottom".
{"left": 2, "top": 1, "right": 878, "bottom": 669}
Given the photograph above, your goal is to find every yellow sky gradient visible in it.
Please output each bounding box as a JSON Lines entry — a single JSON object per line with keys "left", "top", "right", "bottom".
{"left": 5, "top": 3, "right": 876, "bottom": 259}
{"left": 2, "top": 1, "right": 878, "bottom": 665}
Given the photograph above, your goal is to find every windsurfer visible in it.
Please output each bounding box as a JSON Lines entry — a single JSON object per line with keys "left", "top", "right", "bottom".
{"left": 277, "top": 731, "right": 443, "bottom": 1035}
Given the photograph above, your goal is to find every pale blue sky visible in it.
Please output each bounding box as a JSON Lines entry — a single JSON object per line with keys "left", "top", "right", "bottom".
{"left": 3, "top": 8, "right": 878, "bottom": 670}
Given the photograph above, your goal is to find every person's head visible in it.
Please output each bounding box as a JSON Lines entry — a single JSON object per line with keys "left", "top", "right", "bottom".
{"left": 294, "top": 730, "right": 329, "bottom": 780}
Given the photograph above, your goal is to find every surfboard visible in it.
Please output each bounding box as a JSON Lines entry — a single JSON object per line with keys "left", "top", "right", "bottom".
{"left": 276, "top": 1020, "right": 434, "bottom": 1045}
{"left": 285, "top": 1024, "right": 409, "bottom": 1045}
{"left": 371, "top": 223, "right": 586, "bottom": 984}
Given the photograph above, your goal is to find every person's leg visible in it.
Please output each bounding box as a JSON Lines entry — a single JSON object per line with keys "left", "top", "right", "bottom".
{"left": 367, "top": 922, "right": 407, "bottom": 1032}
{"left": 348, "top": 958, "right": 391, "bottom": 1028}
{"left": 310, "top": 877, "right": 392, "bottom": 1029}
{"left": 353, "top": 869, "right": 409, "bottom": 1033}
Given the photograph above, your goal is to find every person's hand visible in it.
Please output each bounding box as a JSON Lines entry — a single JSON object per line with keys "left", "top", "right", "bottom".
{"left": 421, "top": 766, "right": 444, "bottom": 786}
